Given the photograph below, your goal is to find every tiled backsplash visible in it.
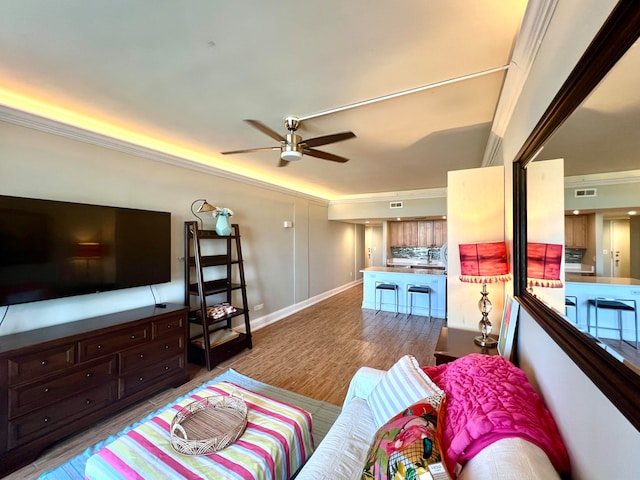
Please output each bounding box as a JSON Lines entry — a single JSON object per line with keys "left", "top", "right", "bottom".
{"left": 565, "top": 247, "right": 586, "bottom": 264}
{"left": 391, "top": 246, "right": 441, "bottom": 261}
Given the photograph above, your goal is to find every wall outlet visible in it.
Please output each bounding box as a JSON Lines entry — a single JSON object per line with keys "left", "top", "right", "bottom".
{"left": 253, "top": 304, "right": 264, "bottom": 311}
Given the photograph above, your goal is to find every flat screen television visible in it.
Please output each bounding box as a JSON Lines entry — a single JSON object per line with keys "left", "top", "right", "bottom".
{"left": 0, "top": 195, "right": 171, "bottom": 306}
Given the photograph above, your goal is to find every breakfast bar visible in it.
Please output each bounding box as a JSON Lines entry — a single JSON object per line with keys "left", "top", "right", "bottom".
{"left": 360, "top": 266, "right": 447, "bottom": 318}
{"left": 565, "top": 275, "right": 640, "bottom": 344}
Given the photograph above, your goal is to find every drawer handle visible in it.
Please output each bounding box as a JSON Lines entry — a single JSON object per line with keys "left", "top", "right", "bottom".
{"left": 138, "top": 377, "right": 144, "bottom": 382}
{"left": 131, "top": 335, "right": 136, "bottom": 340}
{"left": 86, "top": 372, "right": 92, "bottom": 378}
{"left": 41, "top": 360, "right": 48, "bottom": 366}
{"left": 44, "top": 387, "right": 50, "bottom": 393}
{"left": 139, "top": 354, "right": 144, "bottom": 358}
{"left": 166, "top": 325, "right": 172, "bottom": 329}
{"left": 86, "top": 399, "right": 92, "bottom": 405}
{"left": 164, "top": 365, "right": 170, "bottom": 371}
{"left": 97, "top": 344, "right": 103, "bottom": 350}
{"left": 164, "top": 344, "right": 170, "bottom": 349}
{"left": 43, "top": 417, "right": 50, "bottom": 423}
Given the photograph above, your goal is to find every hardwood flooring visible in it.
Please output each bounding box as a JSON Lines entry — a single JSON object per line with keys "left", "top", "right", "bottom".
{"left": 4, "top": 284, "right": 444, "bottom": 479}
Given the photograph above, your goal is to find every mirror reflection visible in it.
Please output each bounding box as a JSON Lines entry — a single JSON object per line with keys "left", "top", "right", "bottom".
{"left": 530, "top": 38, "right": 640, "bottom": 372}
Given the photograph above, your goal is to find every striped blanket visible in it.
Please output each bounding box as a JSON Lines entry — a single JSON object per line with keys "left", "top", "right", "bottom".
{"left": 84, "top": 381, "right": 314, "bottom": 480}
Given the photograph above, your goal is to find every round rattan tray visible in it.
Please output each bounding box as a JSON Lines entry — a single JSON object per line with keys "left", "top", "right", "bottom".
{"left": 170, "top": 393, "right": 248, "bottom": 455}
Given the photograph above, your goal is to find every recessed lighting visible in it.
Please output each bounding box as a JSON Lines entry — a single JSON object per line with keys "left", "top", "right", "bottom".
{"left": 628, "top": 210, "right": 637, "bottom": 216}
{"left": 573, "top": 210, "right": 580, "bottom": 215}
{"left": 396, "top": 217, "right": 401, "bottom": 221}
{"left": 442, "top": 215, "right": 447, "bottom": 220}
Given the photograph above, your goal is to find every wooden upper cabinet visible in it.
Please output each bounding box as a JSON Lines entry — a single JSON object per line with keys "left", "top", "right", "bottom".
{"left": 418, "top": 221, "right": 433, "bottom": 247}
{"left": 565, "top": 215, "right": 587, "bottom": 248}
{"left": 389, "top": 220, "right": 447, "bottom": 247}
{"left": 432, "top": 219, "right": 447, "bottom": 247}
{"left": 403, "top": 221, "right": 418, "bottom": 246}
{"left": 388, "top": 221, "right": 403, "bottom": 246}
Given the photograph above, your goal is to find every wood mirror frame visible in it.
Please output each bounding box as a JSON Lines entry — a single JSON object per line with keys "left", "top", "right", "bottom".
{"left": 513, "top": 1, "right": 640, "bottom": 430}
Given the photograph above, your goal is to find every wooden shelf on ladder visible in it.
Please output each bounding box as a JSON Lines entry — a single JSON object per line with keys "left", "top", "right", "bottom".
{"left": 184, "top": 221, "right": 252, "bottom": 370}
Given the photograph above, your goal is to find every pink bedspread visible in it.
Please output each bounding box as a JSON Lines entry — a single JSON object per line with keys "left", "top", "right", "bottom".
{"left": 422, "top": 354, "right": 570, "bottom": 476}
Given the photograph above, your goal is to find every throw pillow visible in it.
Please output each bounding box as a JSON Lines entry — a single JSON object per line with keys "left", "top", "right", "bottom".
{"left": 367, "top": 355, "right": 444, "bottom": 428}
{"left": 362, "top": 398, "right": 449, "bottom": 480}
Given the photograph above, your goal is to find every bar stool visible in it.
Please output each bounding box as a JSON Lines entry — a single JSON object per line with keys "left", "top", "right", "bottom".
{"left": 587, "top": 297, "right": 638, "bottom": 349}
{"left": 565, "top": 296, "right": 578, "bottom": 325}
{"left": 375, "top": 281, "right": 399, "bottom": 316}
{"left": 406, "top": 284, "right": 432, "bottom": 319}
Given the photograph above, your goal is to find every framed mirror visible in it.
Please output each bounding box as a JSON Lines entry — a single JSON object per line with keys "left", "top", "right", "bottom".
{"left": 514, "top": 1, "right": 640, "bottom": 429}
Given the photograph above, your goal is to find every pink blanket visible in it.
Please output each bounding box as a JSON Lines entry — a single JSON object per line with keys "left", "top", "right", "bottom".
{"left": 422, "top": 354, "right": 570, "bottom": 476}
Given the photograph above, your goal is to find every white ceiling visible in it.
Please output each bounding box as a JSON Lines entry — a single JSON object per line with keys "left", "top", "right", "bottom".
{"left": 0, "top": 1, "right": 529, "bottom": 199}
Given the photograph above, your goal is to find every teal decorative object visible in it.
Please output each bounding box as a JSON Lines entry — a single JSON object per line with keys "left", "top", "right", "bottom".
{"left": 214, "top": 207, "right": 233, "bottom": 236}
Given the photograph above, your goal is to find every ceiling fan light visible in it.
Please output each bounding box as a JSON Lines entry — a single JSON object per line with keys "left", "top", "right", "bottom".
{"left": 281, "top": 148, "right": 303, "bottom": 161}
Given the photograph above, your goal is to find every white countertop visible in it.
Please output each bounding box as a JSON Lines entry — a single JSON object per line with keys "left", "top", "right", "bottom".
{"left": 565, "top": 263, "right": 594, "bottom": 274}
{"left": 566, "top": 274, "right": 640, "bottom": 286}
{"left": 361, "top": 266, "right": 446, "bottom": 275}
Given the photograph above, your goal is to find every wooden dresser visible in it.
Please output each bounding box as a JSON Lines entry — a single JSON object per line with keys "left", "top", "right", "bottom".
{"left": 0, "top": 304, "right": 189, "bottom": 476}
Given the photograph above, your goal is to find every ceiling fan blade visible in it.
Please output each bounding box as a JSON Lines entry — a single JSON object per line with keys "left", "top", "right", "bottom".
{"left": 302, "top": 131, "right": 356, "bottom": 148}
{"left": 304, "top": 148, "right": 349, "bottom": 163}
{"left": 221, "top": 146, "right": 279, "bottom": 155}
{"left": 278, "top": 158, "right": 289, "bottom": 167}
{"left": 244, "top": 119, "right": 286, "bottom": 142}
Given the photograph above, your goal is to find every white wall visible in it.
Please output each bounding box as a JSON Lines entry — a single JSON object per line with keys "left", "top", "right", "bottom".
{"left": 447, "top": 165, "right": 507, "bottom": 332}
{"left": 501, "top": 1, "right": 640, "bottom": 478}
{"left": 527, "top": 159, "right": 565, "bottom": 311}
{"left": 0, "top": 120, "right": 361, "bottom": 335}
{"left": 517, "top": 310, "right": 640, "bottom": 479}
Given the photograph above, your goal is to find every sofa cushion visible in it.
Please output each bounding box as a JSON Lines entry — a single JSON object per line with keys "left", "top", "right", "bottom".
{"left": 363, "top": 398, "right": 449, "bottom": 480}
{"left": 293, "top": 396, "right": 378, "bottom": 480}
{"left": 367, "top": 355, "right": 444, "bottom": 428}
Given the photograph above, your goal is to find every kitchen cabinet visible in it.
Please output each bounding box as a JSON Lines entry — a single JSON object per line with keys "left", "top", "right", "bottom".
{"left": 389, "top": 221, "right": 417, "bottom": 246}
{"left": 565, "top": 215, "right": 587, "bottom": 248}
{"left": 389, "top": 220, "right": 447, "bottom": 247}
{"left": 419, "top": 220, "right": 447, "bottom": 247}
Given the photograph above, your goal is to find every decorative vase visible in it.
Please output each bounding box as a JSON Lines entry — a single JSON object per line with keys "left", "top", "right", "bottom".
{"left": 215, "top": 215, "right": 232, "bottom": 236}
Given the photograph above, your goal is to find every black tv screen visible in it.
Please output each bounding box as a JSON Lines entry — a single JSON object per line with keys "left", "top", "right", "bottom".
{"left": 0, "top": 195, "right": 171, "bottom": 306}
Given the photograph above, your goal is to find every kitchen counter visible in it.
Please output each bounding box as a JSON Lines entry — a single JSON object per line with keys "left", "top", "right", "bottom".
{"left": 566, "top": 275, "right": 640, "bottom": 286}
{"left": 565, "top": 276, "right": 640, "bottom": 343}
{"left": 565, "top": 263, "right": 595, "bottom": 274}
{"left": 360, "top": 267, "right": 447, "bottom": 318}
{"left": 365, "top": 266, "right": 446, "bottom": 275}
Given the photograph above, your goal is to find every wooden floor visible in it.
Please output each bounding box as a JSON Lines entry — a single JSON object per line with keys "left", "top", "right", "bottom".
{"left": 5, "top": 284, "right": 444, "bottom": 479}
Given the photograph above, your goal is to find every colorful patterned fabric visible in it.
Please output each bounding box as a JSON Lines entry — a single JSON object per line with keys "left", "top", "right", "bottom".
{"left": 363, "top": 399, "right": 448, "bottom": 480}
{"left": 84, "top": 381, "right": 314, "bottom": 480}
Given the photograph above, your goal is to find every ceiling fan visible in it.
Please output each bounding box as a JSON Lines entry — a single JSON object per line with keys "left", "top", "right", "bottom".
{"left": 221, "top": 116, "right": 356, "bottom": 167}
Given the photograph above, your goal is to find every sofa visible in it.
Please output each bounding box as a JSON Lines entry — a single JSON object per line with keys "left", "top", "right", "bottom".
{"left": 295, "top": 354, "right": 570, "bottom": 480}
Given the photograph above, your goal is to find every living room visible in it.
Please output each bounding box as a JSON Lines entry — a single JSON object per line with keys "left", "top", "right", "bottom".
{"left": 1, "top": 1, "right": 639, "bottom": 479}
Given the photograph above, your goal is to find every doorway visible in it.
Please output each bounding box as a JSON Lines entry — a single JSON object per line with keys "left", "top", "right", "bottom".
{"left": 608, "top": 219, "right": 630, "bottom": 278}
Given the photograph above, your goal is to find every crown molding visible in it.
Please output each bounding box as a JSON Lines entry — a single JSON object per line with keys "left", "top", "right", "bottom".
{"left": 483, "top": 0, "right": 559, "bottom": 167}
{"left": 0, "top": 105, "right": 330, "bottom": 205}
{"left": 329, "top": 187, "right": 447, "bottom": 205}
{"left": 564, "top": 169, "right": 640, "bottom": 187}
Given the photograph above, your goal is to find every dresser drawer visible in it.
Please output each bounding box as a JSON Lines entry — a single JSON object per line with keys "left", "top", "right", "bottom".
{"left": 7, "top": 344, "right": 75, "bottom": 386}
{"left": 120, "top": 355, "right": 184, "bottom": 398}
{"left": 119, "top": 336, "right": 184, "bottom": 374}
{"left": 153, "top": 314, "right": 185, "bottom": 339}
{"left": 8, "top": 381, "right": 117, "bottom": 449}
{"left": 8, "top": 356, "right": 117, "bottom": 418}
{"left": 78, "top": 325, "right": 149, "bottom": 361}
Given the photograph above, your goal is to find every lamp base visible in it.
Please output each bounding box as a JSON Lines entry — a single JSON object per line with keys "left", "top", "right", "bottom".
{"left": 474, "top": 335, "right": 498, "bottom": 348}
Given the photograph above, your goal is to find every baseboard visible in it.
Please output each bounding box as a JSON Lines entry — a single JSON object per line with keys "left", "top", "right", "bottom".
{"left": 243, "top": 280, "right": 363, "bottom": 332}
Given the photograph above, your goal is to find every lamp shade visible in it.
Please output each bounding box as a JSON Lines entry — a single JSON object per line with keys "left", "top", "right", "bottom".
{"left": 459, "top": 241, "right": 511, "bottom": 284}
{"left": 527, "top": 242, "right": 563, "bottom": 288}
